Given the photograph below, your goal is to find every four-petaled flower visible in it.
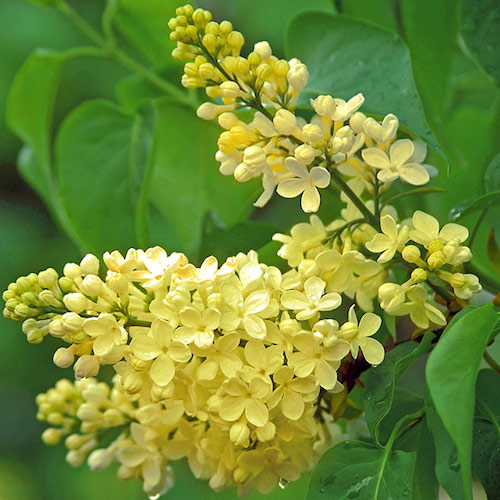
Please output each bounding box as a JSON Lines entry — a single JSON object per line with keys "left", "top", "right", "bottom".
{"left": 366, "top": 215, "right": 409, "bottom": 263}
{"left": 277, "top": 158, "right": 331, "bottom": 212}
{"left": 362, "top": 139, "right": 430, "bottom": 185}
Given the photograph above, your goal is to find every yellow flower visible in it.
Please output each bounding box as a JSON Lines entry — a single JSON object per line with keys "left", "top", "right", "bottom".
{"left": 338, "top": 306, "right": 384, "bottom": 365}
{"left": 83, "top": 314, "right": 128, "bottom": 357}
{"left": 129, "top": 319, "right": 191, "bottom": 386}
{"left": 365, "top": 215, "right": 409, "bottom": 263}
{"left": 277, "top": 158, "right": 330, "bottom": 213}
{"left": 175, "top": 306, "right": 221, "bottom": 349}
{"left": 397, "top": 285, "right": 447, "bottom": 329}
{"left": 409, "top": 210, "right": 469, "bottom": 249}
{"left": 219, "top": 377, "right": 271, "bottom": 427}
{"left": 268, "top": 366, "right": 318, "bottom": 420}
{"left": 362, "top": 139, "right": 430, "bottom": 185}
{"left": 280, "top": 276, "right": 341, "bottom": 320}
{"left": 288, "top": 333, "right": 349, "bottom": 389}
{"left": 195, "top": 332, "right": 242, "bottom": 380}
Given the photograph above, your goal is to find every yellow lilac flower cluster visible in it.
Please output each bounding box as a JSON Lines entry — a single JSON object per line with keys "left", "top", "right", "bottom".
{"left": 3, "top": 247, "right": 384, "bottom": 497}
{"left": 169, "top": 5, "right": 437, "bottom": 213}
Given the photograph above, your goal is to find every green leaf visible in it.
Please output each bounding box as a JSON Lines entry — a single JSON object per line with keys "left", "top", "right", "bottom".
{"left": 111, "top": 0, "right": 180, "bottom": 69}
{"left": 395, "top": 418, "right": 439, "bottom": 500}
{"left": 364, "top": 333, "right": 433, "bottom": 445}
{"left": 471, "top": 418, "right": 500, "bottom": 498}
{"left": 286, "top": 12, "right": 441, "bottom": 152}
{"left": 476, "top": 369, "right": 500, "bottom": 419}
{"left": 306, "top": 440, "right": 416, "bottom": 499}
{"left": 56, "top": 99, "right": 139, "bottom": 254}
{"left": 148, "top": 98, "right": 260, "bottom": 257}
{"left": 198, "top": 212, "right": 279, "bottom": 263}
{"left": 425, "top": 390, "right": 463, "bottom": 499}
{"left": 426, "top": 304, "right": 498, "bottom": 499}
{"left": 6, "top": 49, "right": 65, "bottom": 173}
{"left": 401, "top": 0, "right": 458, "bottom": 117}
{"left": 460, "top": 0, "right": 500, "bottom": 86}
{"left": 339, "top": 0, "right": 399, "bottom": 32}
{"left": 449, "top": 190, "right": 500, "bottom": 221}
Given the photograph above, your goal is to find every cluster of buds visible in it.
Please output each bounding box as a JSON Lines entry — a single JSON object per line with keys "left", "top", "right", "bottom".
{"left": 169, "top": 5, "right": 437, "bottom": 213}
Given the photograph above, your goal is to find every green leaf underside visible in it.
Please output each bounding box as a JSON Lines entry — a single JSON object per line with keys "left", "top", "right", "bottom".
{"left": 472, "top": 418, "right": 500, "bottom": 498}
{"left": 286, "top": 12, "right": 441, "bottom": 153}
{"left": 148, "top": 98, "right": 260, "bottom": 257}
{"left": 364, "top": 333, "right": 433, "bottom": 445}
{"left": 56, "top": 99, "right": 138, "bottom": 254}
{"left": 307, "top": 440, "right": 416, "bottom": 500}
{"left": 426, "top": 304, "right": 498, "bottom": 499}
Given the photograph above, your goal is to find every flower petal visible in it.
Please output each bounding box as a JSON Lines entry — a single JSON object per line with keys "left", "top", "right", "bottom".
{"left": 362, "top": 147, "right": 390, "bottom": 169}
{"left": 150, "top": 353, "right": 175, "bottom": 386}
{"left": 390, "top": 139, "right": 414, "bottom": 166}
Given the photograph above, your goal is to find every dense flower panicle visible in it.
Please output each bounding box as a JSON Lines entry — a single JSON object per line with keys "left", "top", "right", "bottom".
{"left": 4, "top": 246, "right": 385, "bottom": 497}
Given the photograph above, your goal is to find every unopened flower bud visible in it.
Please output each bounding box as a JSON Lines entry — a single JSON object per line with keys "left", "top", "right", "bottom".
{"left": 219, "top": 81, "right": 241, "bottom": 100}
{"left": 427, "top": 251, "right": 445, "bottom": 269}
{"left": 302, "top": 124, "right": 323, "bottom": 144}
{"left": 53, "top": 347, "right": 75, "bottom": 368}
{"left": 287, "top": 63, "right": 309, "bottom": 89}
{"left": 449, "top": 272, "right": 466, "bottom": 289}
{"left": 81, "top": 275, "right": 103, "bottom": 297}
{"left": 38, "top": 268, "right": 59, "bottom": 288}
{"left": 88, "top": 449, "right": 112, "bottom": 471}
{"left": 63, "top": 293, "right": 89, "bottom": 314}
{"left": 402, "top": 245, "right": 421, "bottom": 263}
{"left": 66, "top": 450, "right": 85, "bottom": 467}
{"left": 294, "top": 144, "right": 316, "bottom": 165}
{"left": 311, "top": 95, "right": 336, "bottom": 117}
{"left": 58, "top": 277, "right": 74, "bottom": 293}
{"left": 273, "top": 109, "right": 297, "bottom": 135}
{"left": 254, "top": 41, "right": 272, "bottom": 58}
{"left": 74, "top": 355, "right": 99, "bottom": 380}
{"left": 80, "top": 254, "right": 99, "bottom": 276}
{"left": 349, "top": 112, "right": 367, "bottom": 133}
{"left": 428, "top": 240, "right": 443, "bottom": 254}
{"left": 411, "top": 268, "right": 428, "bottom": 283}
{"left": 76, "top": 403, "right": 100, "bottom": 422}
{"left": 63, "top": 263, "right": 81, "bottom": 280}
{"left": 42, "top": 428, "right": 62, "bottom": 446}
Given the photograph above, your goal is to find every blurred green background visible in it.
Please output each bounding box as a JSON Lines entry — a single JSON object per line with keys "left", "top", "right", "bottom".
{"left": 0, "top": 0, "right": 498, "bottom": 498}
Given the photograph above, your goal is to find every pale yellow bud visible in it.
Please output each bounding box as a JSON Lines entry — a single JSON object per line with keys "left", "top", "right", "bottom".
{"left": 80, "top": 254, "right": 99, "bottom": 275}
{"left": 450, "top": 272, "right": 466, "bottom": 289}
{"left": 243, "top": 146, "right": 266, "bottom": 169}
{"left": 66, "top": 450, "right": 85, "bottom": 467}
{"left": 205, "top": 21, "right": 220, "bottom": 35}
{"left": 294, "top": 144, "right": 316, "bottom": 165}
{"left": 81, "top": 275, "right": 103, "bottom": 297}
{"left": 53, "top": 347, "right": 74, "bottom": 368}
{"left": 302, "top": 123, "right": 323, "bottom": 144}
{"left": 202, "top": 33, "right": 217, "bottom": 54}
{"left": 63, "top": 293, "right": 89, "bottom": 314}
{"left": 58, "top": 277, "right": 74, "bottom": 293}
{"left": 219, "top": 81, "right": 241, "bottom": 101}
{"left": 63, "top": 263, "right": 81, "bottom": 280}
{"left": 273, "top": 59, "right": 290, "bottom": 77}
{"left": 254, "top": 41, "right": 272, "bottom": 58}
{"left": 219, "top": 20, "right": 233, "bottom": 34}
{"left": 287, "top": 63, "right": 309, "bottom": 89}
{"left": 311, "top": 95, "right": 336, "bottom": 117}
{"left": 428, "top": 251, "right": 445, "bottom": 269}
{"left": 339, "top": 322, "right": 358, "bottom": 341}
{"left": 349, "top": 112, "right": 367, "bottom": 133}
{"left": 218, "top": 112, "right": 239, "bottom": 129}
{"left": 88, "top": 449, "right": 112, "bottom": 471}
{"left": 42, "top": 428, "right": 62, "bottom": 446}
{"left": 122, "top": 372, "right": 143, "bottom": 394}
{"left": 402, "top": 245, "right": 421, "bottom": 263}
{"left": 76, "top": 403, "right": 100, "bottom": 422}
{"left": 74, "top": 355, "right": 99, "bottom": 380}
{"left": 428, "top": 240, "right": 443, "bottom": 254}
{"left": 273, "top": 109, "right": 297, "bottom": 135}
{"left": 38, "top": 268, "right": 59, "bottom": 288}
{"left": 247, "top": 52, "right": 261, "bottom": 66}
{"left": 411, "top": 268, "right": 428, "bottom": 283}
{"left": 103, "top": 408, "right": 125, "bottom": 427}
{"left": 256, "top": 63, "right": 271, "bottom": 80}
{"left": 65, "top": 433, "right": 86, "bottom": 450}
{"left": 227, "top": 31, "right": 244, "bottom": 48}
{"left": 38, "top": 290, "right": 60, "bottom": 307}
